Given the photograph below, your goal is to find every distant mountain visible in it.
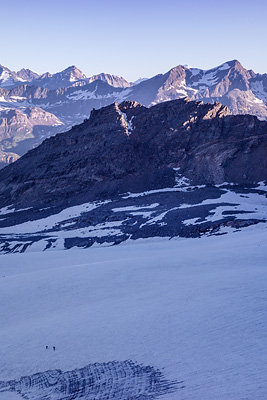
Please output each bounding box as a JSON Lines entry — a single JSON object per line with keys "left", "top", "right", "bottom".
{"left": 0, "top": 106, "right": 63, "bottom": 168}
{"left": 127, "top": 60, "right": 267, "bottom": 120}
{"left": 0, "top": 65, "right": 29, "bottom": 88}
{"left": 31, "top": 65, "right": 87, "bottom": 89}
{"left": 0, "top": 149, "right": 19, "bottom": 167}
{"left": 16, "top": 68, "right": 39, "bottom": 81}
{"left": 0, "top": 59, "right": 267, "bottom": 168}
{"left": 88, "top": 73, "right": 131, "bottom": 88}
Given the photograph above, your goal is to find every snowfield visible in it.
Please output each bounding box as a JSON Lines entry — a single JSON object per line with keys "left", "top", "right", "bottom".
{"left": 0, "top": 223, "right": 266, "bottom": 399}
{"left": 1, "top": 183, "right": 266, "bottom": 253}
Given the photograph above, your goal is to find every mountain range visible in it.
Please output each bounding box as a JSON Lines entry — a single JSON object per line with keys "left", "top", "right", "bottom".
{"left": 0, "top": 59, "right": 267, "bottom": 168}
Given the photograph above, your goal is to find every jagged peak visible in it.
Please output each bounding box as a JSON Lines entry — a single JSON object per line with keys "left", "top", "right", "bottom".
{"left": 62, "top": 65, "right": 84, "bottom": 73}
{"left": 16, "top": 68, "right": 39, "bottom": 80}
{"left": 166, "top": 64, "right": 187, "bottom": 77}
{"left": 88, "top": 73, "right": 130, "bottom": 88}
{"left": 119, "top": 100, "right": 145, "bottom": 110}
{"left": 60, "top": 65, "right": 86, "bottom": 79}
{"left": 219, "top": 60, "right": 252, "bottom": 74}
{"left": 225, "top": 59, "right": 242, "bottom": 67}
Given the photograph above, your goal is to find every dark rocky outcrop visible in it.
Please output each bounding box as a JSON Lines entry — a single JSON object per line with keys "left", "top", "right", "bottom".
{"left": 0, "top": 98, "right": 266, "bottom": 209}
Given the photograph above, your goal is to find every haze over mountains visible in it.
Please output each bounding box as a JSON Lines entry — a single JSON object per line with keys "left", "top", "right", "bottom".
{"left": 0, "top": 59, "right": 267, "bottom": 167}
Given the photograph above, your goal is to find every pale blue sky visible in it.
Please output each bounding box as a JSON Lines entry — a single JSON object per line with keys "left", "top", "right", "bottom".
{"left": 1, "top": 0, "right": 266, "bottom": 81}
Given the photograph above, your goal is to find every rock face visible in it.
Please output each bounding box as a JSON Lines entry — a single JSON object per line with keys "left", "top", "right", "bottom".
{"left": 0, "top": 59, "right": 267, "bottom": 168}
{"left": 0, "top": 98, "right": 266, "bottom": 210}
{"left": 16, "top": 68, "right": 39, "bottom": 81}
{"left": 0, "top": 107, "right": 63, "bottom": 141}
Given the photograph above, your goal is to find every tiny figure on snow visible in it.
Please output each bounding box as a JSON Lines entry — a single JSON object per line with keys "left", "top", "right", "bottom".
{"left": 53, "top": 346, "right": 56, "bottom": 351}
{"left": 46, "top": 346, "right": 48, "bottom": 349}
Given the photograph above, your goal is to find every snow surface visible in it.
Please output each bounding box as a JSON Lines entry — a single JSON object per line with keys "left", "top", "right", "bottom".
{"left": 0, "top": 224, "right": 266, "bottom": 399}
{"left": 0, "top": 71, "right": 15, "bottom": 87}
{"left": 0, "top": 201, "right": 109, "bottom": 234}
{"left": 112, "top": 203, "right": 159, "bottom": 212}
{"left": 1, "top": 183, "right": 266, "bottom": 254}
{"left": 67, "top": 88, "right": 132, "bottom": 103}
{"left": 117, "top": 108, "right": 134, "bottom": 134}
{"left": 217, "top": 62, "right": 230, "bottom": 71}
{"left": 191, "top": 70, "right": 219, "bottom": 87}
{"left": 250, "top": 80, "right": 267, "bottom": 102}
{"left": 180, "top": 190, "right": 267, "bottom": 223}
{"left": 189, "top": 63, "right": 229, "bottom": 81}
{"left": 0, "top": 206, "right": 15, "bottom": 216}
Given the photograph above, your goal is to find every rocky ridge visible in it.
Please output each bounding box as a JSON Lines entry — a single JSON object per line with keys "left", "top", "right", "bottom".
{"left": 0, "top": 59, "right": 267, "bottom": 168}
{"left": 0, "top": 98, "right": 266, "bottom": 209}
{"left": 0, "top": 98, "right": 266, "bottom": 252}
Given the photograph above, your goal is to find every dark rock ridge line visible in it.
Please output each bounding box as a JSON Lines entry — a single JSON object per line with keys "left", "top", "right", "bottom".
{"left": 0, "top": 360, "right": 179, "bottom": 399}
{"left": 0, "top": 98, "right": 266, "bottom": 210}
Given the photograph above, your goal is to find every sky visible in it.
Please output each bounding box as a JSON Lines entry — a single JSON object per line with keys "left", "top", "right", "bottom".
{"left": 1, "top": 0, "right": 267, "bottom": 81}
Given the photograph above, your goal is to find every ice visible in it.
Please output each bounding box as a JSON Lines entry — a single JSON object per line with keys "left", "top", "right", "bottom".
{"left": 0, "top": 224, "right": 266, "bottom": 399}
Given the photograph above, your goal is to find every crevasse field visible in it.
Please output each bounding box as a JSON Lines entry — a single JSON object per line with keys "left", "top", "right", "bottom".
{"left": 0, "top": 224, "right": 266, "bottom": 399}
